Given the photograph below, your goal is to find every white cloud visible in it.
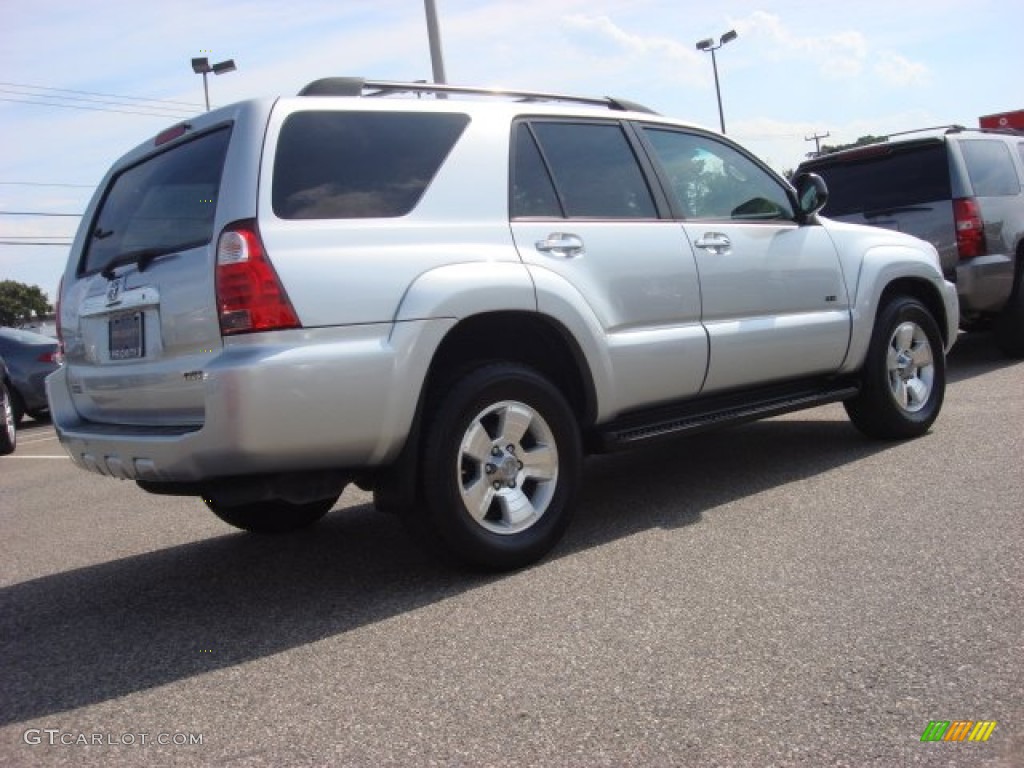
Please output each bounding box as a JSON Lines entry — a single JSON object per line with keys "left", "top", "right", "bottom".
{"left": 874, "top": 53, "right": 930, "bottom": 87}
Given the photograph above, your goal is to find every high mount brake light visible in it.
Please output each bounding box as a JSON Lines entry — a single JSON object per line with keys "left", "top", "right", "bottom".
{"left": 155, "top": 123, "right": 191, "bottom": 146}
{"left": 215, "top": 220, "right": 301, "bottom": 334}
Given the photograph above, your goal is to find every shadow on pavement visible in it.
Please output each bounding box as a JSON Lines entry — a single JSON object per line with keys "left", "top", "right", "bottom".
{"left": 946, "top": 330, "right": 1021, "bottom": 383}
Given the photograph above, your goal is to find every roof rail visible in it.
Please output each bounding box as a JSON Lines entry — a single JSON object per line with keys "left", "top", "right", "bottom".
{"left": 884, "top": 124, "right": 967, "bottom": 139}
{"left": 297, "top": 77, "right": 659, "bottom": 114}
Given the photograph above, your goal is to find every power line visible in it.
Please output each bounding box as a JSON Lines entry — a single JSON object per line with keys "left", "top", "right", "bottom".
{"left": 0, "top": 240, "right": 73, "bottom": 246}
{"left": 1, "top": 96, "right": 192, "bottom": 119}
{"left": 0, "top": 87, "right": 194, "bottom": 115}
{"left": 0, "top": 181, "right": 94, "bottom": 188}
{"left": 0, "top": 211, "right": 81, "bottom": 217}
{"left": 0, "top": 80, "right": 203, "bottom": 108}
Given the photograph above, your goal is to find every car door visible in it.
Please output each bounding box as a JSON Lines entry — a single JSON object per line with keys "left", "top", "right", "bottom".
{"left": 639, "top": 126, "right": 852, "bottom": 393}
{"left": 509, "top": 120, "right": 707, "bottom": 415}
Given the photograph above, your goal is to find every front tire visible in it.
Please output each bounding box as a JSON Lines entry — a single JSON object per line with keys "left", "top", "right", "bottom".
{"left": 414, "top": 363, "right": 582, "bottom": 571}
{"left": 203, "top": 496, "right": 338, "bottom": 534}
{"left": 845, "top": 297, "right": 946, "bottom": 440}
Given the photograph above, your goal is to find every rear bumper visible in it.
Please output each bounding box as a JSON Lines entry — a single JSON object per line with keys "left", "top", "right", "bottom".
{"left": 46, "top": 321, "right": 447, "bottom": 483}
{"left": 955, "top": 253, "right": 1015, "bottom": 314}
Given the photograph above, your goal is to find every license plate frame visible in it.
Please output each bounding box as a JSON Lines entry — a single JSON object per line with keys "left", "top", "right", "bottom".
{"left": 109, "top": 311, "right": 145, "bottom": 361}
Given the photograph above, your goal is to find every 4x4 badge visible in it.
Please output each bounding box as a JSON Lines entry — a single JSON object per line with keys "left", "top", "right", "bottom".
{"left": 106, "top": 276, "right": 124, "bottom": 304}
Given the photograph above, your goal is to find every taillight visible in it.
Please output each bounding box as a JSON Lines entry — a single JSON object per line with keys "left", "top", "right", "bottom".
{"left": 953, "top": 198, "right": 985, "bottom": 260}
{"left": 215, "top": 220, "right": 301, "bottom": 335}
{"left": 37, "top": 351, "right": 57, "bottom": 364}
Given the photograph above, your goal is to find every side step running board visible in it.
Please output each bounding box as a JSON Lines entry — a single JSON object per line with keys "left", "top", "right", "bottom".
{"left": 598, "top": 384, "right": 860, "bottom": 451}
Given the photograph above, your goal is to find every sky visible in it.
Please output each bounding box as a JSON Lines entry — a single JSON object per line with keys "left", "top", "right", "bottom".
{"left": 2, "top": 0, "right": 1022, "bottom": 306}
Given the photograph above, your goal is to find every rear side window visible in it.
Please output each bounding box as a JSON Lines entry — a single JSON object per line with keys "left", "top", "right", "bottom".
{"left": 810, "top": 142, "right": 951, "bottom": 217}
{"left": 960, "top": 139, "right": 1021, "bottom": 197}
{"left": 525, "top": 121, "right": 657, "bottom": 219}
{"left": 273, "top": 111, "right": 469, "bottom": 219}
{"left": 82, "top": 127, "right": 231, "bottom": 274}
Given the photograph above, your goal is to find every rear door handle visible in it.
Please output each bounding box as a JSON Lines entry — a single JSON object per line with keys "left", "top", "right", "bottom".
{"left": 694, "top": 232, "right": 732, "bottom": 255}
{"left": 535, "top": 233, "right": 584, "bottom": 258}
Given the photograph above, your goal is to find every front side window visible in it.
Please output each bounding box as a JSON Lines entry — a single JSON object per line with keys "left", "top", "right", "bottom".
{"left": 643, "top": 128, "right": 793, "bottom": 221}
{"left": 525, "top": 121, "right": 657, "bottom": 219}
{"left": 82, "top": 127, "right": 231, "bottom": 275}
{"left": 960, "top": 139, "right": 1020, "bottom": 197}
{"left": 273, "top": 111, "right": 469, "bottom": 219}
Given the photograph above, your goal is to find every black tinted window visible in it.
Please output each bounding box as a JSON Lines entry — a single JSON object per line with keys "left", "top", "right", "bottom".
{"left": 273, "top": 111, "right": 469, "bottom": 219}
{"left": 511, "top": 124, "right": 562, "bottom": 218}
{"left": 810, "top": 142, "right": 951, "bottom": 217}
{"left": 530, "top": 122, "right": 656, "bottom": 219}
{"left": 960, "top": 139, "right": 1020, "bottom": 197}
{"left": 83, "top": 127, "right": 231, "bottom": 274}
{"left": 643, "top": 128, "right": 793, "bottom": 220}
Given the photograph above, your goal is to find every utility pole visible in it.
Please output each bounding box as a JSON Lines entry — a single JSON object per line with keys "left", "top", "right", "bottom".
{"left": 424, "top": 0, "right": 448, "bottom": 84}
{"left": 805, "top": 131, "right": 830, "bottom": 156}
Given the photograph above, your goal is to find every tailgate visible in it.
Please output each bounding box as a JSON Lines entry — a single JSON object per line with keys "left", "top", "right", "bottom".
{"left": 60, "top": 126, "right": 233, "bottom": 426}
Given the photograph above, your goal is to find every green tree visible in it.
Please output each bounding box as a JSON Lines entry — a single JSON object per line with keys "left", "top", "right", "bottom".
{"left": 0, "top": 280, "right": 53, "bottom": 326}
{"left": 818, "top": 134, "right": 888, "bottom": 155}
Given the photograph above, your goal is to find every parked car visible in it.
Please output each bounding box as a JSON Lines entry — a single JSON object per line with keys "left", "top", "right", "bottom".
{"left": 798, "top": 125, "right": 1024, "bottom": 357}
{"left": 0, "top": 327, "right": 60, "bottom": 425}
{"left": 1, "top": 356, "right": 16, "bottom": 455}
{"left": 48, "top": 78, "right": 958, "bottom": 570}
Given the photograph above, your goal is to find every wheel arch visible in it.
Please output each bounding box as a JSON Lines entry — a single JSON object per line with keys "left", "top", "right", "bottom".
{"left": 424, "top": 310, "right": 598, "bottom": 428}
{"left": 369, "top": 310, "right": 597, "bottom": 515}
{"left": 878, "top": 277, "right": 954, "bottom": 348}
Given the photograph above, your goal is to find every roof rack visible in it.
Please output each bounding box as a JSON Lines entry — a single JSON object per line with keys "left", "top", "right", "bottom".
{"left": 297, "top": 77, "right": 658, "bottom": 114}
{"left": 884, "top": 124, "right": 967, "bottom": 139}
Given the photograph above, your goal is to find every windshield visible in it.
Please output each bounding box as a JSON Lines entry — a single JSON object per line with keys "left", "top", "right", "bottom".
{"left": 81, "top": 127, "right": 231, "bottom": 275}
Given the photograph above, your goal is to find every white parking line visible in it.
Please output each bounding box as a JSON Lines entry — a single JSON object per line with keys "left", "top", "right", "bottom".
{"left": 16, "top": 434, "right": 59, "bottom": 445}
{"left": 3, "top": 455, "right": 69, "bottom": 459}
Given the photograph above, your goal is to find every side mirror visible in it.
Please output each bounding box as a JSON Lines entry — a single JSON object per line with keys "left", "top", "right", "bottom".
{"left": 793, "top": 172, "right": 829, "bottom": 218}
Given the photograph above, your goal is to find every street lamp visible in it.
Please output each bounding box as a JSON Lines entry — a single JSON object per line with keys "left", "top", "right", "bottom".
{"left": 695, "top": 29, "right": 738, "bottom": 134}
{"left": 191, "top": 57, "right": 236, "bottom": 111}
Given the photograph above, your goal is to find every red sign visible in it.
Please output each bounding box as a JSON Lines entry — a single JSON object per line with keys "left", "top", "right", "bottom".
{"left": 979, "top": 110, "right": 1024, "bottom": 130}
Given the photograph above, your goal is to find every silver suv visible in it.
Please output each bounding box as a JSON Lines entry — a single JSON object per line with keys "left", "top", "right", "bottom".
{"left": 48, "top": 79, "right": 959, "bottom": 569}
{"left": 798, "top": 126, "right": 1024, "bottom": 357}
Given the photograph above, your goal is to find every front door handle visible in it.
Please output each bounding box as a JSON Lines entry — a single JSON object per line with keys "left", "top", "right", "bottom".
{"left": 536, "top": 233, "right": 584, "bottom": 258}
{"left": 694, "top": 232, "right": 732, "bottom": 255}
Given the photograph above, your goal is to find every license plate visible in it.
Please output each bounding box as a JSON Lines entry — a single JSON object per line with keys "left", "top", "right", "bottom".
{"left": 109, "top": 312, "right": 144, "bottom": 361}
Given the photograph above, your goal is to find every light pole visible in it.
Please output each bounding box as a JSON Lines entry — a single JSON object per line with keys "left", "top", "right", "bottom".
{"left": 695, "top": 29, "right": 738, "bottom": 134}
{"left": 423, "top": 0, "right": 448, "bottom": 84}
{"left": 191, "top": 57, "right": 237, "bottom": 111}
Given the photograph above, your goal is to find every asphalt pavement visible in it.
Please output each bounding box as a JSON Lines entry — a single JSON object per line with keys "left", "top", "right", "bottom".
{"left": 1, "top": 332, "right": 1021, "bottom": 767}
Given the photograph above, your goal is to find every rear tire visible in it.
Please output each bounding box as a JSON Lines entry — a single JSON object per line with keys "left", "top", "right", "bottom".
{"left": 203, "top": 496, "right": 338, "bottom": 534}
{"left": 412, "top": 362, "right": 582, "bottom": 571}
{"left": 845, "top": 297, "right": 946, "bottom": 440}
{"left": 0, "top": 382, "right": 16, "bottom": 455}
{"left": 994, "top": 261, "right": 1024, "bottom": 358}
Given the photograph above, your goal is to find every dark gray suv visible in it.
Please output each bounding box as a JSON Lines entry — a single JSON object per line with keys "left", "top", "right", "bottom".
{"left": 798, "top": 126, "right": 1024, "bottom": 357}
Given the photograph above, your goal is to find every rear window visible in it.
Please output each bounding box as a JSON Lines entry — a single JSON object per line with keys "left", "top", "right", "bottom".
{"left": 82, "top": 127, "right": 231, "bottom": 275}
{"left": 272, "top": 111, "right": 469, "bottom": 219}
{"left": 809, "top": 142, "right": 951, "bottom": 217}
{"left": 960, "top": 139, "right": 1021, "bottom": 197}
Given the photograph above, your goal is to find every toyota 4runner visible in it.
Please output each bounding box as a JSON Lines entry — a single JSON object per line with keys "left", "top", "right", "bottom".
{"left": 48, "top": 79, "right": 959, "bottom": 569}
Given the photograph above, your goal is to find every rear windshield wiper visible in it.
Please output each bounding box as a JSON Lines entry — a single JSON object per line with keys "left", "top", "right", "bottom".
{"left": 863, "top": 205, "right": 932, "bottom": 219}
{"left": 100, "top": 246, "right": 179, "bottom": 279}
